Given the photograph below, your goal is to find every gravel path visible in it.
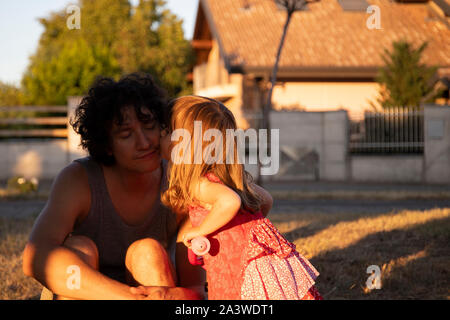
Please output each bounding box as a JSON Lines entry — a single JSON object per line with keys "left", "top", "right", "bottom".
{"left": 0, "top": 200, "right": 46, "bottom": 218}
{"left": 1, "top": 198, "right": 449, "bottom": 219}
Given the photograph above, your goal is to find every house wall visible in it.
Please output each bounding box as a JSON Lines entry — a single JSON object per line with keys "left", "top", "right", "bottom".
{"left": 194, "top": 47, "right": 383, "bottom": 126}
{"left": 272, "top": 81, "right": 382, "bottom": 119}
{"left": 193, "top": 40, "right": 229, "bottom": 92}
{"left": 193, "top": 40, "right": 250, "bottom": 128}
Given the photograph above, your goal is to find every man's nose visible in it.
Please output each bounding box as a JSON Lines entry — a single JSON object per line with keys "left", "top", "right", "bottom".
{"left": 135, "top": 127, "right": 152, "bottom": 150}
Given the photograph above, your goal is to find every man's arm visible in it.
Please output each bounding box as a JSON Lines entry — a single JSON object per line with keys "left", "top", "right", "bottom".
{"left": 22, "top": 163, "right": 137, "bottom": 300}
{"left": 250, "top": 183, "right": 273, "bottom": 218}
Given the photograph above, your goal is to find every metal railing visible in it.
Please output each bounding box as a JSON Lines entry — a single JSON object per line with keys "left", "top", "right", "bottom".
{"left": 349, "top": 107, "right": 424, "bottom": 154}
{"left": 0, "top": 106, "right": 68, "bottom": 139}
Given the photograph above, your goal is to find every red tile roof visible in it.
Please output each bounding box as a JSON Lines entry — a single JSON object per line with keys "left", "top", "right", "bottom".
{"left": 196, "top": 0, "right": 450, "bottom": 73}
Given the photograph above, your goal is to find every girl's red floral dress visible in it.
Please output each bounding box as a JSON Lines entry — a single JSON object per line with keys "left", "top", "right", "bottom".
{"left": 188, "top": 173, "right": 323, "bottom": 300}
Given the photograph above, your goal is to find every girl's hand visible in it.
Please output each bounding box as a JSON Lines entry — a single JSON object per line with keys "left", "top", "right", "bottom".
{"left": 182, "top": 227, "right": 203, "bottom": 248}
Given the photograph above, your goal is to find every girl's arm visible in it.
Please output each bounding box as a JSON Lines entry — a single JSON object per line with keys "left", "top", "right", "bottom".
{"left": 181, "top": 178, "right": 241, "bottom": 246}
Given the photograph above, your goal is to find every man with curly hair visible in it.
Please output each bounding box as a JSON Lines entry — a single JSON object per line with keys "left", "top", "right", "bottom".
{"left": 22, "top": 73, "right": 205, "bottom": 300}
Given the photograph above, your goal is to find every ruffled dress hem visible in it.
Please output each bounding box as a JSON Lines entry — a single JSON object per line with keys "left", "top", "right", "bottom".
{"left": 239, "top": 218, "right": 320, "bottom": 300}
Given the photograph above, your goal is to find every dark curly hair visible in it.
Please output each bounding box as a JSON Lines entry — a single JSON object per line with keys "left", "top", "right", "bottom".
{"left": 71, "top": 72, "right": 168, "bottom": 166}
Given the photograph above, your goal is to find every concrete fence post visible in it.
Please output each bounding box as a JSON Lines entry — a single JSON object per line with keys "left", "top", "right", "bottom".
{"left": 321, "top": 110, "right": 350, "bottom": 181}
{"left": 424, "top": 104, "right": 450, "bottom": 184}
{"left": 67, "top": 96, "right": 87, "bottom": 162}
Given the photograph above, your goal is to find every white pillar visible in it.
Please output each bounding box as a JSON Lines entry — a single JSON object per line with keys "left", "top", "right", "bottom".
{"left": 424, "top": 105, "right": 450, "bottom": 184}
{"left": 67, "top": 96, "right": 88, "bottom": 162}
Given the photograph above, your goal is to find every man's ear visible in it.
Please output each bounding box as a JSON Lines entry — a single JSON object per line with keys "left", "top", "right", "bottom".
{"left": 160, "top": 127, "right": 169, "bottom": 137}
{"left": 106, "top": 139, "right": 114, "bottom": 156}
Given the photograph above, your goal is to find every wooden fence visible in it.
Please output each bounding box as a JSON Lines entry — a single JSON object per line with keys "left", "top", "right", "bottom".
{"left": 0, "top": 106, "right": 67, "bottom": 138}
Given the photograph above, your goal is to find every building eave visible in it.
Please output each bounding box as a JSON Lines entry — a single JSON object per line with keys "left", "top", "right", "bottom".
{"left": 237, "top": 66, "right": 381, "bottom": 80}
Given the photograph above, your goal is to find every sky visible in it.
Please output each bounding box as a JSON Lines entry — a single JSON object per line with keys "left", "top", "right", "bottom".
{"left": 0, "top": 0, "right": 199, "bottom": 85}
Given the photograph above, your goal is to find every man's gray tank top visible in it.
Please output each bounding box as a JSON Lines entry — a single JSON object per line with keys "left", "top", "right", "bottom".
{"left": 71, "top": 157, "right": 177, "bottom": 284}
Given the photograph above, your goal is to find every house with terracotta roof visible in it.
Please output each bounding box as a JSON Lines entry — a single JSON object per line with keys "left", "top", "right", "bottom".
{"left": 191, "top": 0, "right": 450, "bottom": 127}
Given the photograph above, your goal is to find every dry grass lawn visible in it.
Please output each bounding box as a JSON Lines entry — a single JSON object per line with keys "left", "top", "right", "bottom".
{"left": 0, "top": 207, "right": 449, "bottom": 300}
{"left": 0, "top": 214, "right": 42, "bottom": 300}
{"left": 272, "top": 208, "right": 450, "bottom": 299}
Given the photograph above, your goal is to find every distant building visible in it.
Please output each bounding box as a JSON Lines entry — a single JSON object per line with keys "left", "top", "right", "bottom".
{"left": 191, "top": 0, "right": 450, "bottom": 126}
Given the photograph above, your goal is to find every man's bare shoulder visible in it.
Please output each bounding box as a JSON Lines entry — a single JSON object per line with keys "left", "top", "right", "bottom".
{"left": 47, "top": 161, "right": 91, "bottom": 211}
{"left": 54, "top": 161, "right": 89, "bottom": 189}
{"left": 27, "top": 161, "right": 92, "bottom": 246}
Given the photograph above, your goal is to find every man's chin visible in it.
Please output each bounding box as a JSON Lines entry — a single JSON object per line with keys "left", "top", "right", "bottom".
{"left": 136, "top": 156, "right": 162, "bottom": 173}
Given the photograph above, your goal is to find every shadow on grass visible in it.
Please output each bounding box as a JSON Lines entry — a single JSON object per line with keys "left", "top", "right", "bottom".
{"left": 308, "top": 216, "right": 450, "bottom": 300}
{"left": 277, "top": 208, "right": 407, "bottom": 243}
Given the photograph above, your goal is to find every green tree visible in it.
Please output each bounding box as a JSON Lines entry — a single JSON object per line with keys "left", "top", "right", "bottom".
{"left": 376, "top": 40, "right": 443, "bottom": 109}
{"left": 0, "top": 82, "right": 23, "bottom": 106}
{"left": 114, "top": 0, "right": 193, "bottom": 97}
{"left": 22, "top": 0, "right": 192, "bottom": 105}
{"left": 152, "top": 9, "right": 193, "bottom": 96}
{"left": 22, "top": 39, "right": 119, "bottom": 105}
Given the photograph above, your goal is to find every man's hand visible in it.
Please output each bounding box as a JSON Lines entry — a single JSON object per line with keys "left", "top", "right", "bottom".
{"left": 130, "top": 286, "right": 168, "bottom": 300}
{"left": 130, "top": 285, "right": 203, "bottom": 300}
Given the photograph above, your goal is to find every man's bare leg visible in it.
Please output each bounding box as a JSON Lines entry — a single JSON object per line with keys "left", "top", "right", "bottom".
{"left": 50, "top": 235, "right": 99, "bottom": 300}
{"left": 125, "top": 238, "right": 176, "bottom": 287}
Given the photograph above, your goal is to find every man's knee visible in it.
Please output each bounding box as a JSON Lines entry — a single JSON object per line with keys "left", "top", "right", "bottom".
{"left": 63, "top": 235, "right": 99, "bottom": 269}
{"left": 126, "top": 238, "right": 167, "bottom": 271}
{"left": 125, "top": 238, "right": 176, "bottom": 287}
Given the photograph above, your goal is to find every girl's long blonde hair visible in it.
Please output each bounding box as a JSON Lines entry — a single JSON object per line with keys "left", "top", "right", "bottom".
{"left": 161, "top": 95, "right": 262, "bottom": 215}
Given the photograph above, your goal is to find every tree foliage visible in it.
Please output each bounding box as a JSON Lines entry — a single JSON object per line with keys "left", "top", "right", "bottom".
{"left": 22, "top": 0, "right": 193, "bottom": 105}
{"left": 0, "top": 82, "right": 23, "bottom": 106}
{"left": 376, "top": 40, "right": 442, "bottom": 109}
